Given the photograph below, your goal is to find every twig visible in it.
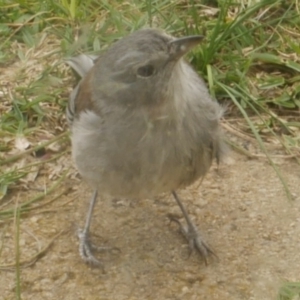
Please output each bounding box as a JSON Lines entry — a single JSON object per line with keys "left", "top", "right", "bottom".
{"left": 225, "top": 139, "right": 255, "bottom": 158}
{"left": 0, "top": 229, "right": 68, "bottom": 271}
{"left": 0, "top": 132, "right": 69, "bottom": 166}
{"left": 0, "top": 171, "right": 68, "bottom": 218}
{"left": 222, "top": 122, "right": 257, "bottom": 143}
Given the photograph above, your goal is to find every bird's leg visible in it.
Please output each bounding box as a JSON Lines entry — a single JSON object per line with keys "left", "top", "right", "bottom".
{"left": 171, "top": 191, "right": 217, "bottom": 265}
{"left": 78, "top": 190, "right": 117, "bottom": 268}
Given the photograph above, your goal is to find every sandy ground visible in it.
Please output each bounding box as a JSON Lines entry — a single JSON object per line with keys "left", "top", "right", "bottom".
{"left": 1, "top": 150, "right": 300, "bottom": 300}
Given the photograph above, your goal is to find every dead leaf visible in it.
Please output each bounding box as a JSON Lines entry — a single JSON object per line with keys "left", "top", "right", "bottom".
{"left": 15, "top": 136, "right": 31, "bottom": 151}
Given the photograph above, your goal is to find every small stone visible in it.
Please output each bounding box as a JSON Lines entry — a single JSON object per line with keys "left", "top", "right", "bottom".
{"left": 30, "top": 216, "right": 39, "bottom": 223}
{"left": 19, "top": 239, "right": 26, "bottom": 246}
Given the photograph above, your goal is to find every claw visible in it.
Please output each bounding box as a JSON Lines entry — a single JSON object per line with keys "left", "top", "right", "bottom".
{"left": 78, "top": 228, "right": 121, "bottom": 268}
{"left": 168, "top": 214, "right": 217, "bottom": 265}
{"left": 78, "top": 228, "right": 104, "bottom": 268}
{"left": 171, "top": 191, "right": 218, "bottom": 265}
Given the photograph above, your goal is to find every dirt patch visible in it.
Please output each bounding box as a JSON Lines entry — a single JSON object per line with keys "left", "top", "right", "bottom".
{"left": 1, "top": 151, "right": 300, "bottom": 300}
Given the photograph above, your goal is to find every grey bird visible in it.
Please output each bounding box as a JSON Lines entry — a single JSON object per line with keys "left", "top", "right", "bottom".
{"left": 66, "top": 28, "right": 226, "bottom": 267}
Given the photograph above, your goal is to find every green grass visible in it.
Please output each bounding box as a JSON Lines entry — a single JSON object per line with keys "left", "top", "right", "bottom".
{"left": 0, "top": 0, "right": 299, "bottom": 298}
{"left": 14, "top": 205, "right": 21, "bottom": 300}
{"left": 277, "top": 282, "right": 300, "bottom": 300}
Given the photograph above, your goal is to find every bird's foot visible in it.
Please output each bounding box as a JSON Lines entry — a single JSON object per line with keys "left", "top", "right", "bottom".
{"left": 168, "top": 215, "right": 217, "bottom": 265}
{"left": 77, "top": 228, "right": 120, "bottom": 268}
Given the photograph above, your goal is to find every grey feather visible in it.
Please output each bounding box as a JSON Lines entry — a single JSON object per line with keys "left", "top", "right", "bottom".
{"left": 68, "top": 29, "right": 227, "bottom": 198}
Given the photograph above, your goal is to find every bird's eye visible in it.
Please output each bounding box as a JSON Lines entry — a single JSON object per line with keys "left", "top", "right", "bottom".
{"left": 137, "top": 65, "right": 155, "bottom": 77}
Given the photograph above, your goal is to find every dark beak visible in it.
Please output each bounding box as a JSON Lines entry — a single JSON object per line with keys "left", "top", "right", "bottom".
{"left": 168, "top": 35, "right": 204, "bottom": 60}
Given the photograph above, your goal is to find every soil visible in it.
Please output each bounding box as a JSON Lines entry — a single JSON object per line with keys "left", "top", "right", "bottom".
{"left": 1, "top": 150, "right": 300, "bottom": 300}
